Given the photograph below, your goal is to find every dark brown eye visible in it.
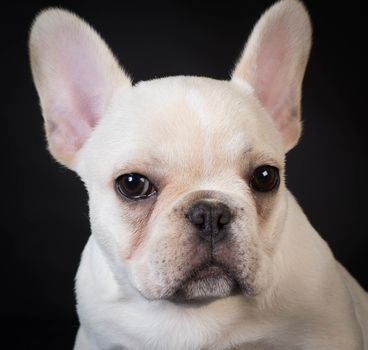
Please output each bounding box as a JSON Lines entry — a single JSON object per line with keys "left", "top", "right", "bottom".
{"left": 115, "top": 173, "right": 156, "bottom": 200}
{"left": 250, "top": 165, "right": 280, "bottom": 192}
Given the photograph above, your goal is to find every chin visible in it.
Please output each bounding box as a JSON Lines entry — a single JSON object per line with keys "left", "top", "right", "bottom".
{"left": 170, "top": 264, "right": 243, "bottom": 301}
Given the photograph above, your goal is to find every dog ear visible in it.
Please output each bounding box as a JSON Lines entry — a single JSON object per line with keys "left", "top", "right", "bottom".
{"left": 231, "top": 0, "right": 312, "bottom": 152}
{"left": 29, "top": 8, "right": 131, "bottom": 168}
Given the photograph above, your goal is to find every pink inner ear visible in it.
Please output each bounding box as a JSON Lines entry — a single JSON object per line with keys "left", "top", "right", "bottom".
{"left": 63, "top": 37, "right": 110, "bottom": 127}
{"left": 255, "top": 24, "right": 291, "bottom": 117}
{"left": 45, "top": 32, "right": 119, "bottom": 159}
{"left": 251, "top": 23, "right": 301, "bottom": 148}
{"left": 46, "top": 96, "right": 93, "bottom": 158}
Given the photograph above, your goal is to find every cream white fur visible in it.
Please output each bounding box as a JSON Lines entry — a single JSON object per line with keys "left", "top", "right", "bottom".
{"left": 29, "top": 1, "right": 367, "bottom": 349}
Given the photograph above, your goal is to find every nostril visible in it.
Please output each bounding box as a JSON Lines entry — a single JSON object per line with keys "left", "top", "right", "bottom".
{"left": 188, "top": 208, "right": 205, "bottom": 227}
{"left": 218, "top": 208, "right": 231, "bottom": 227}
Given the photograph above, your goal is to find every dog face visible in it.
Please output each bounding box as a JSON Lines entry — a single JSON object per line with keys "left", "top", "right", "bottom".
{"left": 79, "top": 77, "right": 287, "bottom": 300}
{"left": 29, "top": 0, "right": 311, "bottom": 300}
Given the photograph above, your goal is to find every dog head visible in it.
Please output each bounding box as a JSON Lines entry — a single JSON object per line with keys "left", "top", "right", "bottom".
{"left": 29, "top": 0, "right": 311, "bottom": 300}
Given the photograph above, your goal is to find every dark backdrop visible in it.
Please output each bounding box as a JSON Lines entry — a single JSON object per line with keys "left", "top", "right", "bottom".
{"left": 2, "top": 1, "right": 366, "bottom": 348}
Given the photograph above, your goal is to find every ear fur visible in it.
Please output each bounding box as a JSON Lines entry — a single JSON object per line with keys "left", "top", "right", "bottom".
{"left": 232, "top": 0, "right": 312, "bottom": 152}
{"left": 29, "top": 8, "right": 131, "bottom": 168}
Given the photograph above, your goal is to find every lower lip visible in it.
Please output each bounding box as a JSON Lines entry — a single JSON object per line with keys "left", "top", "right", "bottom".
{"left": 190, "top": 265, "right": 228, "bottom": 281}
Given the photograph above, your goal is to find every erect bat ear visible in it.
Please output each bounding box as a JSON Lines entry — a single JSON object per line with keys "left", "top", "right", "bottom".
{"left": 29, "top": 8, "right": 131, "bottom": 168}
{"left": 232, "top": 0, "right": 312, "bottom": 152}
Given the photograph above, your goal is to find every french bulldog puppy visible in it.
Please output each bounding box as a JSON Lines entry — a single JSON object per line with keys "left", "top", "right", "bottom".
{"left": 29, "top": 0, "right": 367, "bottom": 349}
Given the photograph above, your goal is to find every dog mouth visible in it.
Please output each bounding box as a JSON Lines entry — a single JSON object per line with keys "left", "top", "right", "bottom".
{"left": 171, "top": 263, "right": 240, "bottom": 301}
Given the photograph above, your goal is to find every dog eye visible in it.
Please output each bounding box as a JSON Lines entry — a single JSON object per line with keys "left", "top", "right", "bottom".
{"left": 115, "top": 173, "right": 156, "bottom": 200}
{"left": 250, "top": 165, "right": 280, "bottom": 192}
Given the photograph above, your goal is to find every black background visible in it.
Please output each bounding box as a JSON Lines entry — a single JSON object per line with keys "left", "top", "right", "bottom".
{"left": 2, "top": 1, "right": 367, "bottom": 348}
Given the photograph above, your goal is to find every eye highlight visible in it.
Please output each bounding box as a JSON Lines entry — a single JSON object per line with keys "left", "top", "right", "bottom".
{"left": 250, "top": 165, "right": 280, "bottom": 192}
{"left": 115, "top": 173, "right": 156, "bottom": 200}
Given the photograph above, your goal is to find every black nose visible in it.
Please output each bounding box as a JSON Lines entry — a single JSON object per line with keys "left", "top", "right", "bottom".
{"left": 187, "top": 201, "right": 232, "bottom": 244}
